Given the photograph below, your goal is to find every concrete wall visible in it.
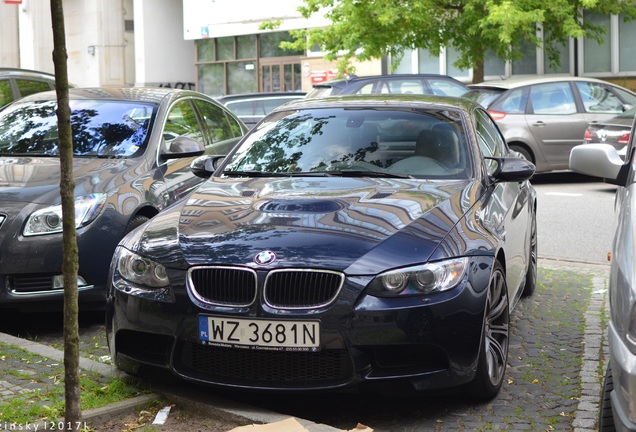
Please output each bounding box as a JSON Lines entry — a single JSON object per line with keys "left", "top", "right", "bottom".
{"left": 0, "top": 4, "right": 20, "bottom": 67}
{"left": 133, "top": 0, "right": 194, "bottom": 88}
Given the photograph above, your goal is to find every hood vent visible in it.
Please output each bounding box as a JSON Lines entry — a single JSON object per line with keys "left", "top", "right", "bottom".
{"left": 368, "top": 191, "right": 395, "bottom": 199}
{"left": 241, "top": 190, "right": 256, "bottom": 197}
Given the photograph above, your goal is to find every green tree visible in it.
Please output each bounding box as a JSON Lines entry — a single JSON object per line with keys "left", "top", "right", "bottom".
{"left": 50, "top": 0, "right": 82, "bottom": 428}
{"left": 265, "top": 0, "right": 636, "bottom": 83}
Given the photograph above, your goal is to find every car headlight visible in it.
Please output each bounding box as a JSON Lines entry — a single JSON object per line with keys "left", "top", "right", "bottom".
{"left": 23, "top": 193, "right": 106, "bottom": 236}
{"left": 368, "top": 257, "right": 468, "bottom": 297}
{"left": 115, "top": 247, "right": 169, "bottom": 288}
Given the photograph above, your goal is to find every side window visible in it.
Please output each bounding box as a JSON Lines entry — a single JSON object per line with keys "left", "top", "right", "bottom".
{"left": 613, "top": 87, "right": 636, "bottom": 107}
{"left": 475, "top": 109, "right": 507, "bottom": 174}
{"left": 193, "top": 99, "right": 235, "bottom": 143}
{"left": 387, "top": 80, "right": 425, "bottom": 95}
{"left": 530, "top": 82, "right": 577, "bottom": 115}
{"left": 576, "top": 82, "right": 627, "bottom": 114}
{"left": 164, "top": 99, "right": 205, "bottom": 146}
{"left": 356, "top": 83, "right": 376, "bottom": 94}
{"left": 0, "top": 80, "right": 13, "bottom": 107}
{"left": 428, "top": 79, "right": 468, "bottom": 96}
{"left": 15, "top": 79, "right": 52, "bottom": 98}
{"left": 490, "top": 87, "right": 528, "bottom": 114}
{"left": 194, "top": 99, "right": 244, "bottom": 154}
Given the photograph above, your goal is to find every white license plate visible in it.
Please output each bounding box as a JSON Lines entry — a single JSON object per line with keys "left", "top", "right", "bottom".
{"left": 198, "top": 315, "right": 320, "bottom": 351}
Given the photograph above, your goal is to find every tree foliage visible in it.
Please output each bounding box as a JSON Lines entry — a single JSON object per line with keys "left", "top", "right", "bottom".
{"left": 264, "top": 0, "right": 636, "bottom": 82}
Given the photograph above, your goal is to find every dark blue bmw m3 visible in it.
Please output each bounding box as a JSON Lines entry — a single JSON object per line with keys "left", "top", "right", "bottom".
{"left": 106, "top": 94, "right": 537, "bottom": 399}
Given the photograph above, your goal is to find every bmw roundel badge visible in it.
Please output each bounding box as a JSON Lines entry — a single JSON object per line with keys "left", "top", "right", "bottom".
{"left": 254, "top": 250, "right": 276, "bottom": 265}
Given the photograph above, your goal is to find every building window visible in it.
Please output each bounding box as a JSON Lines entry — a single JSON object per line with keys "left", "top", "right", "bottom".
{"left": 197, "top": 39, "right": 215, "bottom": 62}
{"left": 237, "top": 35, "right": 257, "bottom": 59}
{"left": 259, "top": 31, "right": 303, "bottom": 58}
{"left": 619, "top": 13, "right": 636, "bottom": 72}
{"left": 195, "top": 31, "right": 303, "bottom": 96}
{"left": 197, "top": 63, "right": 225, "bottom": 96}
{"left": 217, "top": 37, "right": 235, "bottom": 61}
{"left": 511, "top": 38, "right": 537, "bottom": 75}
{"left": 583, "top": 11, "right": 611, "bottom": 73}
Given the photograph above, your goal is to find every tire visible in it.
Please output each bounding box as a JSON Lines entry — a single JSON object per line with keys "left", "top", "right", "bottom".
{"left": 124, "top": 215, "right": 150, "bottom": 235}
{"left": 599, "top": 364, "right": 616, "bottom": 431}
{"left": 510, "top": 144, "right": 533, "bottom": 163}
{"left": 522, "top": 210, "right": 537, "bottom": 297}
{"left": 468, "top": 260, "right": 509, "bottom": 400}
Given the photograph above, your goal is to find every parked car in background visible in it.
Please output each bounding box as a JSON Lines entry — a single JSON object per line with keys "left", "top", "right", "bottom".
{"left": 570, "top": 118, "right": 636, "bottom": 431}
{"left": 107, "top": 94, "right": 537, "bottom": 399}
{"left": 465, "top": 76, "right": 636, "bottom": 172}
{"left": 0, "top": 87, "right": 247, "bottom": 312}
{"left": 0, "top": 67, "right": 70, "bottom": 109}
{"left": 583, "top": 107, "right": 636, "bottom": 159}
{"left": 306, "top": 74, "right": 469, "bottom": 99}
{"left": 216, "top": 92, "right": 306, "bottom": 128}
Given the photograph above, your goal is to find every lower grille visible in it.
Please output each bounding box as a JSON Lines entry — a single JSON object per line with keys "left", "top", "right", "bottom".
{"left": 8, "top": 275, "right": 54, "bottom": 293}
{"left": 176, "top": 341, "right": 354, "bottom": 388}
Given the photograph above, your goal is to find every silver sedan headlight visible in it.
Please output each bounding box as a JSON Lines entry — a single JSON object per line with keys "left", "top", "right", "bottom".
{"left": 23, "top": 193, "right": 106, "bottom": 236}
{"left": 368, "top": 257, "right": 468, "bottom": 297}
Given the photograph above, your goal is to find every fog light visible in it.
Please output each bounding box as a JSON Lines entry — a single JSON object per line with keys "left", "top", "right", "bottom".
{"left": 52, "top": 275, "right": 88, "bottom": 289}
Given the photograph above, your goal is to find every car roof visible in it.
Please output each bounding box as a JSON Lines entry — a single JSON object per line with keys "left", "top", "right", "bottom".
{"left": 216, "top": 92, "right": 306, "bottom": 102}
{"left": 270, "top": 93, "right": 478, "bottom": 112}
{"left": 469, "top": 75, "right": 612, "bottom": 90}
{"left": 15, "top": 87, "right": 209, "bottom": 104}
{"left": 0, "top": 67, "right": 57, "bottom": 80}
{"left": 313, "top": 73, "right": 466, "bottom": 87}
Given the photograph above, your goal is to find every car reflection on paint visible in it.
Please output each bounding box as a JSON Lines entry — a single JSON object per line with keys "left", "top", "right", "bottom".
{"left": 106, "top": 94, "right": 537, "bottom": 399}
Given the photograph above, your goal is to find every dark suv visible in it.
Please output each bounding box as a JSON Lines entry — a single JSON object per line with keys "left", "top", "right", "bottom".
{"left": 306, "top": 74, "right": 469, "bottom": 99}
{"left": 0, "top": 68, "right": 65, "bottom": 108}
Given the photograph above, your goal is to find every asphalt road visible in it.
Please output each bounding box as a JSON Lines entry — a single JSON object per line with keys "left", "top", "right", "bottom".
{"left": 532, "top": 171, "right": 617, "bottom": 265}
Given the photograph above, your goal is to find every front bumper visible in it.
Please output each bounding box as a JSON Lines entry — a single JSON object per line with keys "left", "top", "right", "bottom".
{"left": 0, "top": 207, "right": 124, "bottom": 311}
{"left": 107, "top": 256, "right": 494, "bottom": 392}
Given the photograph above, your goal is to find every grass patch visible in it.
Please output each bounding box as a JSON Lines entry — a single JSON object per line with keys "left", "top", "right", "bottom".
{"left": 0, "top": 342, "right": 149, "bottom": 425}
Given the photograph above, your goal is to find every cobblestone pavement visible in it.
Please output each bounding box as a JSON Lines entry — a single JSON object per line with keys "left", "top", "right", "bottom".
{"left": 0, "top": 259, "right": 610, "bottom": 431}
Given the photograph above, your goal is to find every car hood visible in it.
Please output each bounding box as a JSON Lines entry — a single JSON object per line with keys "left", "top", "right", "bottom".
{"left": 129, "top": 176, "right": 493, "bottom": 275}
{"left": 0, "top": 156, "right": 145, "bottom": 204}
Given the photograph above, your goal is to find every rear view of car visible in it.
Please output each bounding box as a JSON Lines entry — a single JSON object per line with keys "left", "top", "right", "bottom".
{"left": 306, "top": 74, "right": 469, "bottom": 99}
{"left": 217, "top": 92, "right": 306, "bottom": 128}
{"left": 583, "top": 107, "right": 635, "bottom": 159}
{"left": 470, "top": 76, "right": 636, "bottom": 172}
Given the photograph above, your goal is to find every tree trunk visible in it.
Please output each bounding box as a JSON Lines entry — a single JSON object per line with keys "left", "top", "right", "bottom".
{"left": 472, "top": 58, "right": 485, "bottom": 84}
{"left": 50, "top": 0, "right": 82, "bottom": 429}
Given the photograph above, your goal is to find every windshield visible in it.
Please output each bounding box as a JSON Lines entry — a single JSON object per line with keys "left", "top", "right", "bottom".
{"left": 0, "top": 99, "right": 156, "bottom": 157}
{"left": 223, "top": 107, "right": 472, "bottom": 179}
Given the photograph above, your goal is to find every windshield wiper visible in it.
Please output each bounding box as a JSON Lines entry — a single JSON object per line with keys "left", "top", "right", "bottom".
{"left": 223, "top": 170, "right": 291, "bottom": 177}
{"left": 323, "top": 170, "right": 414, "bottom": 179}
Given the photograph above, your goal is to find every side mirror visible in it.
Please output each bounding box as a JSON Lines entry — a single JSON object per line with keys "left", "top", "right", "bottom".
{"left": 161, "top": 136, "right": 205, "bottom": 160}
{"left": 487, "top": 157, "right": 536, "bottom": 182}
{"left": 191, "top": 155, "right": 225, "bottom": 178}
{"left": 569, "top": 143, "right": 625, "bottom": 185}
